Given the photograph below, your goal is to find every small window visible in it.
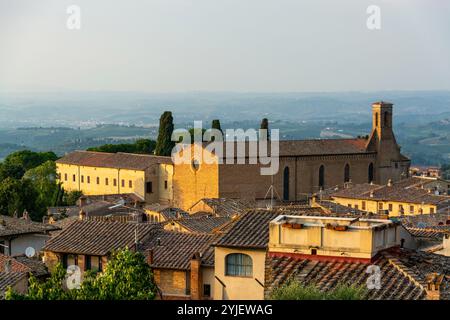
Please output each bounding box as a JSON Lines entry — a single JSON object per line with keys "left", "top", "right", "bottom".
{"left": 113, "top": 179, "right": 117, "bottom": 186}
{"left": 362, "top": 201, "right": 366, "bottom": 210}
{"left": 419, "top": 208, "right": 423, "bottom": 214}
{"left": 129, "top": 180, "right": 132, "bottom": 188}
{"left": 409, "top": 205, "right": 414, "bottom": 214}
{"left": 203, "top": 284, "right": 211, "bottom": 297}
{"left": 378, "top": 203, "right": 383, "bottom": 210}
{"left": 311, "top": 249, "right": 317, "bottom": 255}
{"left": 96, "top": 177, "right": 100, "bottom": 185}
{"left": 354, "top": 204, "right": 359, "bottom": 210}
{"left": 81, "top": 175, "right": 84, "bottom": 183}
{"left": 388, "top": 204, "right": 393, "bottom": 211}
{"left": 146, "top": 181, "right": 153, "bottom": 193}
{"left": 85, "top": 255, "right": 91, "bottom": 271}
{"left": 430, "top": 207, "right": 435, "bottom": 214}
{"left": 121, "top": 180, "right": 125, "bottom": 187}
{"left": 348, "top": 204, "right": 352, "bottom": 208}
{"left": 225, "top": 253, "right": 252, "bottom": 277}
{"left": 399, "top": 204, "right": 404, "bottom": 214}
{"left": 105, "top": 178, "right": 109, "bottom": 186}
{"left": 73, "top": 174, "right": 76, "bottom": 182}
{"left": 87, "top": 176, "right": 90, "bottom": 184}
{"left": 64, "top": 173, "right": 68, "bottom": 181}
{"left": 164, "top": 180, "right": 168, "bottom": 189}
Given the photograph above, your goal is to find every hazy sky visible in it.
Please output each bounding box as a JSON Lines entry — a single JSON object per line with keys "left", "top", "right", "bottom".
{"left": 1, "top": 0, "right": 449, "bottom": 92}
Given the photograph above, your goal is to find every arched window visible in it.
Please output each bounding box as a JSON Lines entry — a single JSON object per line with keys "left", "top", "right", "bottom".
{"left": 319, "top": 165, "right": 325, "bottom": 189}
{"left": 225, "top": 253, "right": 252, "bottom": 277}
{"left": 344, "top": 164, "right": 350, "bottom": 183}
{"left": 283, "top": 167, "right": 289, "bottom": 201}
{"left": 368, "top": 163, "right": 374, "bottom": 183}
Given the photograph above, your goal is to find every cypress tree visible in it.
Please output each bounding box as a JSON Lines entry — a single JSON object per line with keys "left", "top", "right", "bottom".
{"left": 260, "top": 118, "right": 269, "bottom": 140}
{"left": 154, "top": 111, "right": 175, "bottom": 156}
{"left": 211, "top": 119, "right": 222, "bottom": 133}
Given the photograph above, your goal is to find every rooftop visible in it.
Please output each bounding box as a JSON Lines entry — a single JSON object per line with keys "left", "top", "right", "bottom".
{"left": 143, "top": 231, "right": 218, "bottom": 270}
{"left": 331, "top": 179, "right": 450, "bottom": 205}
{"left": 265, "top": 247, "right": 450, "bottom": 300}
{"left": 43, "top": 220, "right": 161, "bottom": 256}
{"left": 0, "top": 215, "right": 59, "bottom": 238}
{"left": 215, "top": 208, "right": 320, "bottom": 249}
{"left": 171, "top": 215, "right": 232, "bottom": 234}
{"left": 56, "top": 150, "right": 172, "bottom": 170}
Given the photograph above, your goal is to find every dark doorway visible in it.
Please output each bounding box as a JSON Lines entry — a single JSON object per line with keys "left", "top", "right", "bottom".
{"left": 368, "top": 163, "right": 374, "bottom": 183}
{"left": 283, "top": 167, "right": 289, "bottom": 201}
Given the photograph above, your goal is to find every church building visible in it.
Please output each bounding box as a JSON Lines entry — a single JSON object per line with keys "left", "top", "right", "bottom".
{"left": 56, "top": 101, "right": 410, "bottom": 211}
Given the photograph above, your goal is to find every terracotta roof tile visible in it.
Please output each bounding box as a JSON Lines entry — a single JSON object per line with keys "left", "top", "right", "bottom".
{"left": 0, "top": 215, "right": 59, "bottom": 237}
{"left": 265, "top": 248, "right": 450, "bottom": 300}
{"left": 173, "top": 216, "right": 232, "bottom": 234}
{"left": 143, "top": 231, "right": 218, "bottom": 270}
{"left": 43, "top": 220, "right": 161, "bottom": 256}
{"left": 56, "top": 151, "right": 172, "bottom": 170}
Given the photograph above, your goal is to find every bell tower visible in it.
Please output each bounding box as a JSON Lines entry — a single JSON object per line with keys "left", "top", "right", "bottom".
{"left": 366, "top": 101, "right": 410, "bottom": 184}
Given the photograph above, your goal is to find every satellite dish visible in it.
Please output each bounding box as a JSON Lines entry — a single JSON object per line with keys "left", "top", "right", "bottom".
{"left": 25, "top": 247, "right": 36, "bottom": 258}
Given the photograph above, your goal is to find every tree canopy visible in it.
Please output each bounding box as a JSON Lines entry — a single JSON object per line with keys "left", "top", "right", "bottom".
{"left": 5, "top": 248, "right": 157, "bottom": 300}
{"left": 154, "top": 111, "right": 175, "bottom": 156}
{"left": 269, "top": 281, "right": 367, "bottom": 300}
{"left": 87, "top": 139, "right": 156, "bottom": 154}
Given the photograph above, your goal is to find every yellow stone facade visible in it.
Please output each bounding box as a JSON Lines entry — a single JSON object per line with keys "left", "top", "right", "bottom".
{"left": 213, "top": 247, "right": 266, "bottom": 300}
{"left": 331, "top": 196, "right": 438, "bottom": 217}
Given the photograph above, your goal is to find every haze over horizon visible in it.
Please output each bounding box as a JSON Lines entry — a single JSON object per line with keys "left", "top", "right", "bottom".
{"left": 1, "top": 0, "right": 450, "bottom": 93}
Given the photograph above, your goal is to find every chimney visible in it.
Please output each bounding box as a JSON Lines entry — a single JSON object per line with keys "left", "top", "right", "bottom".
{"left": 79, "top": 209, "right": 86, "bottom": 221}
{"left": 4, "top": 259, "right": 12, "bottom": 273}
{"left": 79, "top": 196, "right": 87, "bottom": 208}
{"left": 146, "top": 249, "right": 154, "bottom": 265}
{"left": 370, "top": 191, "right": 374, "bottom": 198}
{"left": 387, "top": 179, "right": 392, "bottom": 187}
{"left": 190, "top": 252, "right": 203, "bottom": 300}
{"left": 426, "top": 273, "right": 444, "bottom": 300}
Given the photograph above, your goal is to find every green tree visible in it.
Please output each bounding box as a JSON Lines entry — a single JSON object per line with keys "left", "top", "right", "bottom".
{"left": 188, "top": 128, "right": 206, "bottom": 143}
{"left": 269, "top": 281, "right": 367, "bottom": 300}
{"left": 260, "top": 118, "right": 269, "bottom": 140}
{"left": 23, "top": 160, "right": 58, "bottom": 208}
{"left": 211, "top": 119, "right": 222, "bottom": 133}
{"left": 6, "top": 248, "right": 156, "bottom": 300}
{"left": 5, "top": 263, "right": 72, "bottom": 300}
{"left": 0, "top": 177, "right": 43, "bottom": 220}
{"left": 77, "top": 248, "right": 156, "bottom": 300}
{"left": 0, "top": 162, "right": 25, "bottom": 180}
{"left": 154, "top": 111, "right": 175, "bottom": 156}
{"left": 62, "top": 190, "right": 83, "bottom": 206}
{"left": 4, "top": 150, "right": 57, "bottom": 174}
{"left": 87, "top": 139, "right": 156, "bottom": 154}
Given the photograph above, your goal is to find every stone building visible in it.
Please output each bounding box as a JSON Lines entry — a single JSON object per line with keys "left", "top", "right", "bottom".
{"left": 57, "top": 101, "right": 410, "bottom": 211}
{"left": 173, "top": 101, "right": 410, "bottom": 210}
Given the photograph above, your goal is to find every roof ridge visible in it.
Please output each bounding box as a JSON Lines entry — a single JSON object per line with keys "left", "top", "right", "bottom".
{"left": 383, "top": 253, "right": 427, "bottom": 291}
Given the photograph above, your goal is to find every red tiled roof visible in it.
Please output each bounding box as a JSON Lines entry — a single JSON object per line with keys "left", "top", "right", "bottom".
{"left": 143, "top": 231, "right": 218, "bottom": 270}
{"left": 56, "top": 151, "right": 172, "bottom": 170}
{"left": 43, "top": 220, "right": 161, "bottom": 256}
{"left": 265, "top": 247, "right": 450, "bottom": 300}
{"left": 0, "top": 254, "right": 32, "bottom": 273}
